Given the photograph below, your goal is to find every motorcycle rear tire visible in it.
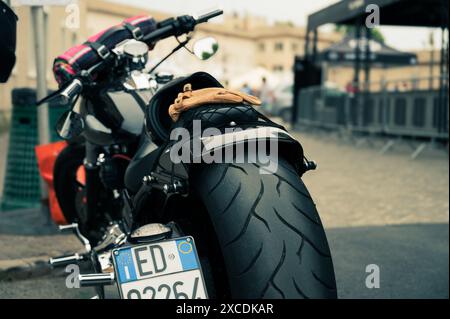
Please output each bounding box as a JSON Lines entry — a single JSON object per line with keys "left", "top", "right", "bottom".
{"left": 192, "top": 159, "right": 337, "bottom": 299}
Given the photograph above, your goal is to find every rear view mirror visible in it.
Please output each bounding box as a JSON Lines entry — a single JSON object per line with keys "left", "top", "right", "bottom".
{"left": 192, "top": 37, "right": 219, "bottom": 60}
{"left": 56, "top": 110, "right": 84, "bottom": 140}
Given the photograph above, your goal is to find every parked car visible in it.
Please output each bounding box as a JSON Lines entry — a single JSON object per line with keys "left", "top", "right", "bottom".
{"left": 271, "top": 83, "right": 293, "bottom": 122}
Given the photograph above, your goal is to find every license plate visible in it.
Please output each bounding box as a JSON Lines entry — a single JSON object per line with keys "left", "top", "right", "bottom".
{"left": 112, "top": 236, "right": 208, "bottom": 299}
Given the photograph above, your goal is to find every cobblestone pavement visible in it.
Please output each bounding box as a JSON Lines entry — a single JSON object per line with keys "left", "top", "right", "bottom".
{"left": 291, "top": 130, "right": 449, "bottom": 229}
{"left": 0, "top": 130, "right": 448, "bottom": 262}
{"left": 0, "top": 129, "right": 448, "bottom": 298}
{"left": 2, "top": 130, "right": 448, "bottom": 229}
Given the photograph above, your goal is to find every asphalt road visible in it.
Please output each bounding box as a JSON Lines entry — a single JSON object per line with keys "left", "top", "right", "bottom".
{"left": 0, "top": 222, "right": 447, "bottom": 299}
{"left": 327, "top": 223, "right": 448, "bottom": 299}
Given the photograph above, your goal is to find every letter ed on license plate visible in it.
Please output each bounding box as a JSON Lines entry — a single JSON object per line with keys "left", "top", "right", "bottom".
{"left": 112, "top": 236, "right": 208, "bottom": 299}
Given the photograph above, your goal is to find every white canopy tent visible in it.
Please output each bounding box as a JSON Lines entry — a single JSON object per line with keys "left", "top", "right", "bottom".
{"left": 229, "top": 67, "right": 282, "bottom": 90}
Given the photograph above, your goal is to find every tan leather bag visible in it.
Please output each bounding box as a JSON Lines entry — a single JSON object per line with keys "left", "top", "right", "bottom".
{"left": 168, "top": 83, "right": 261, "bottom": 122}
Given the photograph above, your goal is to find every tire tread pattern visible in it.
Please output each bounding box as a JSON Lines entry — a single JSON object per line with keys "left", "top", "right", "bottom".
{"left": 194, "top": 160, "right": 337, "bottom": 299}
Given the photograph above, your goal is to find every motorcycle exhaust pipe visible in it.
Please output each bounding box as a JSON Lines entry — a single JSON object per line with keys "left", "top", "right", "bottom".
{"left": 78, "top": 273, "right": 115, "bottom": 287}
{"left": 49, "top": 253, "right": 86, "bottom": 267}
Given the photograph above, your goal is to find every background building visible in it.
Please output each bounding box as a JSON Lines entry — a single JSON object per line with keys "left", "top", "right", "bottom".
{"left": 0, "top": 0, "right": 441, "bottom": 112}
{"left": 1, "top": 0, "right": 338, "bottom": 111}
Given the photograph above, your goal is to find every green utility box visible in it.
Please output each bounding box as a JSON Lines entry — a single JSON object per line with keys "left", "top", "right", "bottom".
{"left": 0, "top": 88, "right": 69, "bottom": 211}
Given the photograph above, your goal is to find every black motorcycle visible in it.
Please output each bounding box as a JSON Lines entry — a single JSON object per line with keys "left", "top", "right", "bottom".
{"left": 42, "top": 10, "right": 337, "bottom": 299}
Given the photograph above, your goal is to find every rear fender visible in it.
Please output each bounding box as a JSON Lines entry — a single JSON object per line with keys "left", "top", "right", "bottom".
{"left": 157, "top": 126, "right": 305, "bottom": 177}
{"left": 131, "top": 126, "right": 304, "bottom": 222}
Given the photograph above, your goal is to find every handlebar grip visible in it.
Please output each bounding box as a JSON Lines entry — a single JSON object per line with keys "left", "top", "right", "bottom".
{"left": 60, "top": 79, "right": 83, "bottom": 104}
{"left": 195, "top": 9, "right": 223, "bottom": 24}
{"left": 143, "top": 10, "right": 223, "bottom": 43}
{"left": 143, "top": 24, "right": 175, "bottom": 43}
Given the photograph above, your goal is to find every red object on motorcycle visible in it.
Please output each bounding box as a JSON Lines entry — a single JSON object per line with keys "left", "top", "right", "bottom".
{"left": 35, "top": 141, "right": 69, "bottom": 225}
{"left": 76, "top": 165, "right": 86, "bottom": 186}
{"left": 53, "top": 15, "right": 157, "bottom": 86}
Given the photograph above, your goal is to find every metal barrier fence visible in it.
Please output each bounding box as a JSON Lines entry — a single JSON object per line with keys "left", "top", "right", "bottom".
{"left": 295, "top": 77, "right": 449, "bottom": 140}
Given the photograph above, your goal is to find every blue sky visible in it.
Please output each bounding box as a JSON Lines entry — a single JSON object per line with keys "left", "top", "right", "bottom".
{"left": 110, "top": 0, "right": 443, "bottom": 51}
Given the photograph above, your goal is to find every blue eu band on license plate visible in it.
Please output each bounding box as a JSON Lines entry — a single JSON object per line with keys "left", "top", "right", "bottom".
{"left": 112, "top": 236, "right": 208, "bottom": 299}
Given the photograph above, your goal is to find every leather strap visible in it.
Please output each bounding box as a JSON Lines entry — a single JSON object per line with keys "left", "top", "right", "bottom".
{"left": 88, "top": 42, "right": 111, "bottom": 60}
{"left": 123, "top": 22, "right": 144, "bottom": 40}
{"left": 168, "top": 83, "right": 262, "bottom": 122}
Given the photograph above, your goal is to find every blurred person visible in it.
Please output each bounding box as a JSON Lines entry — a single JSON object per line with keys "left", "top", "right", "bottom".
{"left": 345, "top": 81, "right": 359, "bottom": 98}
{"left": 259, "top": 77, "right": 273, "bottom": 114}
{"left": 241, "top": 83, "right": 252, "bottom": 95}
{"left": 393, "top": 83, "right": 400, "bottom": 92}
{"left": 402, "top": 81, "right": 409, "bottom": 91}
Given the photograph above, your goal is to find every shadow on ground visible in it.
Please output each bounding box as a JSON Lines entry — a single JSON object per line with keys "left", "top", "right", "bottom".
{"left": 0, "top": 209, "right": 83, "bottom": 261}
{"left": 0, "top": 208, "right": 58, "bottom": 236}
{"left": 327, "top": 223, "right": 449, "bottom": 299}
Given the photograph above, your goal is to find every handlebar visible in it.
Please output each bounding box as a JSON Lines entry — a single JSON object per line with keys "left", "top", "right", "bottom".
{"left": 143, "top": 9, "right": 223, "bottom": 44}
{"left": 195, "top": 9, "right": 224, "bottom": 24}
{"left": 39, "top": 9, "right": 223, "bottom": 107}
